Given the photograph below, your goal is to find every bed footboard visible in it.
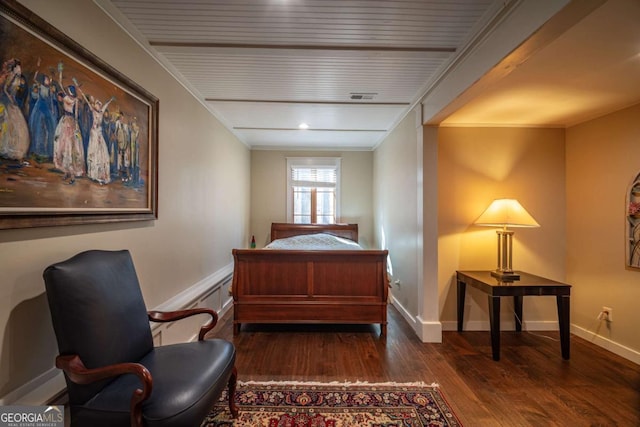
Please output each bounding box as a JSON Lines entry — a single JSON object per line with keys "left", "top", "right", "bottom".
{"left": 231, "top": 248, "right": 389, "bottom": 336}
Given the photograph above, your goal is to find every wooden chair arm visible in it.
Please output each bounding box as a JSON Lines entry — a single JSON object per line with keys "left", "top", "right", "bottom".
{"left": 148, "top": 307, "right": 218, "bottom": 340}
{"left": 56, "top": 354, "right": 152, "bottom": 427}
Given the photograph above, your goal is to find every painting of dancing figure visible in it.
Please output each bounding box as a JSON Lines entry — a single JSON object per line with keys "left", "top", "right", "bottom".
{"left": 0, "top": 1, "right": 158, "bottom": 229}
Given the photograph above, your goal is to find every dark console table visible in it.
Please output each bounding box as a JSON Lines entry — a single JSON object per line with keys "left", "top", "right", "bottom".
{"left": 456, "top": 270, "right": 571, "bottom": 361}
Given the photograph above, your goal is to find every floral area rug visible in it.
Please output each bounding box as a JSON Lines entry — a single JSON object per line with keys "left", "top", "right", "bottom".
{"left": 203, "top": 381, "right": 463, "bottom": 426}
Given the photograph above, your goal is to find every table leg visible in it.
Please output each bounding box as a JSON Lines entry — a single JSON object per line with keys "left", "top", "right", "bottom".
{"left": 457, "top": 278, "right": 466, "bottom": 332}
{"left": 488, "top": 295, "right": 501, "bottom": 361}
{"left": 557, "top": 295, "right": 570, "bottom": 359}
{"left": 514, "top": 295, "right": 523, "bottom": 332}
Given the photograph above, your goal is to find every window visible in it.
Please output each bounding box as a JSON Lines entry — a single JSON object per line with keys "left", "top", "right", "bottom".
{"left": 287, "top": 157, "right": 341, "bottom": 224}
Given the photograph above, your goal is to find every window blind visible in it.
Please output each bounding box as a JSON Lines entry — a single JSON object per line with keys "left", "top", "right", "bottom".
{"left": 290, "top": 166, "right": 337, "bottom": 188}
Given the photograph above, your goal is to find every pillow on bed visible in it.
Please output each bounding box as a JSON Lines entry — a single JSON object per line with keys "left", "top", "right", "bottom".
{"left": 265, "top": 233, "right": 362, "bottom": 250}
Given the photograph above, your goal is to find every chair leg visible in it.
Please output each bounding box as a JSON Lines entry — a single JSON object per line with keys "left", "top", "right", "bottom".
{"left": 228, "top": 366, "right": 239, "bottom": 418}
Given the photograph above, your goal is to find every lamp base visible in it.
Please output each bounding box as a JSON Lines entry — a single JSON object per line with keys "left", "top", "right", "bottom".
{"left": 491, "top": 270, "right": 520, "bottom": 281}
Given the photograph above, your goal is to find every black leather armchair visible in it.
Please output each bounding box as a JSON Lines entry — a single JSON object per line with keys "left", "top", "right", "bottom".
{"left": 43, "top": 249, "right": 238, "bottom": 427}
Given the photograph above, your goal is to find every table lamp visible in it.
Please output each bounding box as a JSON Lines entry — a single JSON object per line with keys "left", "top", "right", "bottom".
{"left": 474, "top": 199, "right": 540, "bottom": 280}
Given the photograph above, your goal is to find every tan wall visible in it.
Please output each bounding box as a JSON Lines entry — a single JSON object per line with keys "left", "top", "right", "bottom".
{"left": 0, "top": 0, "right": 250, "bottom": 400}
{"left": 566, "top": 103, "right": 640, "bottom": 356}
{"left": 438, "top": 127, "right": 566, "bottom": 328}
{"left": 250, "top": 150, "right": 373, "bottom": 248}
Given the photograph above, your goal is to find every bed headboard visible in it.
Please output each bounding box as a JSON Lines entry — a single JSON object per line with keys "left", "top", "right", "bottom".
{"left": 270, "top": 223, "right": 358, "bottom": 242}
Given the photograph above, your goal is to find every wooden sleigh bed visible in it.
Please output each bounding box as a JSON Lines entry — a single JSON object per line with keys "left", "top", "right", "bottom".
{"left": 231, "top": 223, "right": 389, "bottom": 336}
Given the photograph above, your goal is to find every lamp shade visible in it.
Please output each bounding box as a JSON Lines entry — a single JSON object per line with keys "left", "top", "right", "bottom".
{"left": 474, "top": 199, "right": 540, "bottom": 228}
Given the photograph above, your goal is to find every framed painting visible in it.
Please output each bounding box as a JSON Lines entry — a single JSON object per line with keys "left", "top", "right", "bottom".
{"left": 0, "top": 0, "right": 158, "bottom": 229}
{"left": 627, "top": 171, "right": 640, "bottom": 269}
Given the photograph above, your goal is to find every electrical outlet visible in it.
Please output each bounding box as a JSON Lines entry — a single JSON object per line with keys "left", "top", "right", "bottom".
{"left": 602, "top": 306, "right": 613, "bottom": 322}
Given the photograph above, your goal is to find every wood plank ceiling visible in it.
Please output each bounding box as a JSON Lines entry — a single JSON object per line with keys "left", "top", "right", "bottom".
{"left": 99, "top": 0, "right": 499, "bottom": 149}
{"left": 97, "top": 1, "right": 640, "bottom": 148}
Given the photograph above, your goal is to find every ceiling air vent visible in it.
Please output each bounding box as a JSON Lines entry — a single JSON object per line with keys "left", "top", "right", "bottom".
{"left": 350, "top": 92, "right": 377, "bottom": 100}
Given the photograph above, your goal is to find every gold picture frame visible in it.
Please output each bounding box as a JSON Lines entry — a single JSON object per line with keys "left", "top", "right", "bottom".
{"left": 0, "top": 0, "right": 158, "bottom": 229}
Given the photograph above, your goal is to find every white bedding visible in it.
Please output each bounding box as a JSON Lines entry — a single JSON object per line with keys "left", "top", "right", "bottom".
{"left": 265, "top": 233, "right": 362, "bottom": 250}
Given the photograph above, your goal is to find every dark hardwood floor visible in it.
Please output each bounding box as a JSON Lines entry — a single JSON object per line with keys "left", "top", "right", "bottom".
{"left": 208, "top": 304, "right": 640, "bottom": 427}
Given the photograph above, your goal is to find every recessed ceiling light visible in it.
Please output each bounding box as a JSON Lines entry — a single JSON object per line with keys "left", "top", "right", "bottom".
{"left": 298, "top": 123, "right": 309, "bottom": 129}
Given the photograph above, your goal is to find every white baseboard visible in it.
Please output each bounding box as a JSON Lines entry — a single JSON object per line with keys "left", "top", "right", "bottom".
{"left": 441, "top": 319, "right": 559, "bottom": 331}
{"left": 151, "top": 263, "right": 233, "bottom": 313}
{"left": 0, "top": 367, "right": 64, "bottom": 406}
{"left": 220, "top": 293, "right": 234, "bottom": 315}
{"left": 390, "top": 296, "right": 442, "bottom": 343}
{"left": 389, "top": 296, "right": 416, "bottom": 327}
{"left": 1, "top": 264, "right": 235, "bottom": 406}
{"left": 571, "top": 324, "right": 640, "bottom": 365}
{"left": 443, "top": 319, "right": 640, "bottom": 365}
{"left": 415, "top": 316, "right": 443, "bottom": 343}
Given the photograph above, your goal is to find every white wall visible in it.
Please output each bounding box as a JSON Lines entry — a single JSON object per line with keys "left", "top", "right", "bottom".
{"left": 250, "top": 150, "right": 374, "bottom": 248}
{"left": 0, "top": 0, "right": 250, "bottom": 402}
{"left": 373, "top": 110, "right": 426, "bottom": 334}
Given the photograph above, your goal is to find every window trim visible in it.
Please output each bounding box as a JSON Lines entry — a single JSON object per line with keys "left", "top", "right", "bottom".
{"left": 286, "top": 157, "right": 341, "bottom": 223}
